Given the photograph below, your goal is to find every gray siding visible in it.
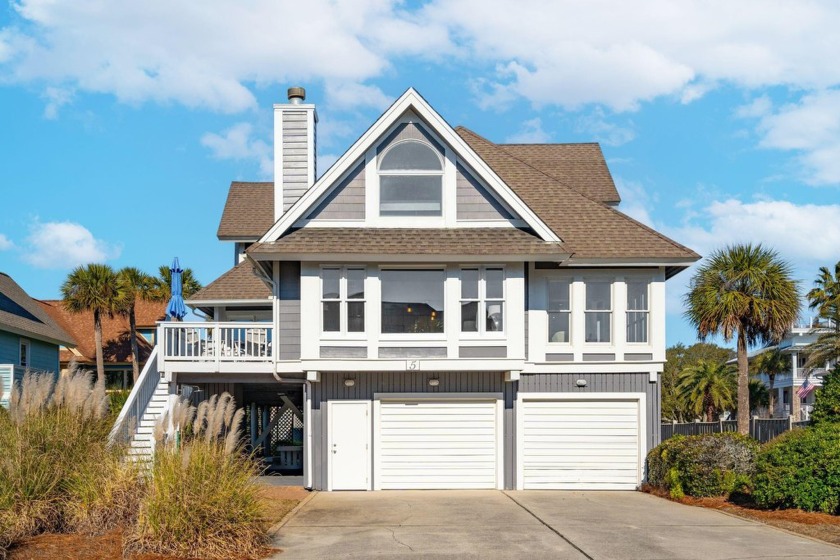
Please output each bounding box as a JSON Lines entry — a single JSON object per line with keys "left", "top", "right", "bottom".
{"left": 278, "top": 262, "right": 301, "bottom": 360}
{"left": 582, "top": 353, "right": 616, "bottom": 361}
{"left": 545, "top": 353, "right": 574, "bottom": 361}
{"left": 306, "top": 161, "right": 365, "bottom": 221}
{"left": 378, "top": 347, "right": 447, "bottom": 359}
{"left": 377, "top": 117, "right": 445, "bottom": 156}
{"left": 320, "top": 346, "right": 367, "bottom": 359}
{"left": 282, "top": 110, "right": 314, "bottom": 211}
{"left": 311, "top": 371, "right": 516, "bottom": 491}
{"left": 458, "top": 346, "right": 507, "bottom": 358}
{"left": 625, "top": 353, "right": 654, "bottom": 361}
{"left": 519, "top": 372, "right": 661, "bottom": 453}
{"left": 456, "top": 164, "right": 514, "bottom": 221}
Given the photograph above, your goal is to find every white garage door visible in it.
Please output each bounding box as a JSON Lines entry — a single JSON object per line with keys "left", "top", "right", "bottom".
{"left": 521, "top": 398, "right": 642, "bottom": 490}
{"left": 378, "top": 399, "right": 500, "bottom": 490}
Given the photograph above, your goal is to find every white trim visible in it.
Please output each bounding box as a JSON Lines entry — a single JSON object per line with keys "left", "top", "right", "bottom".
{"left": 19, "top": 338, "right": 30, "bottom": 368}
{"left": 304, "top": 380, "right": 313, "bottom": 489}
{"left": 251, "top": 252, "right": 571, "bottom": 263}
{"left": 260, "top": 88, "right": 559, "bottom": 243}
{"left": 515, "top": 392, "right": 647, "bottom": 491}
{"left": 290, "top": 220, "right": 526, "bottom": 229}
{"left": 372, "top": 392, "right": 504, "bottom": 490}
{"left": 327, "top": 399, "right": 371, "bottom": 491}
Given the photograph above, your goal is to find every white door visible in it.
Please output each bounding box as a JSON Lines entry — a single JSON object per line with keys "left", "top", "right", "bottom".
{"left": 329, "top": 401, "right": 371, "bottom": 490}
{"left": 377, "top": 399, "right": 500, "bottom": 490}
{"left": 520, "top": 396, "right": 643, "bottom": 490}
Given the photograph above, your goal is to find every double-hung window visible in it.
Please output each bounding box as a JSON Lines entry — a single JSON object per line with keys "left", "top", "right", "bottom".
{"left": 626, "top": 281, "right": 649, "bottom": 343}
{"left": 378, "top": 140, "right": 444, "bottom": 217}
{"left": 321, "top": 267, "right": 365, "bottom": 334}
{"left": 547, "top": 279, "right": 571, "bottom": 343}
{"left": 585, "top": 281, "right": 612, "bottom": 343}
{"left": 460, "top": 267, "right": 505, "bottom": 334}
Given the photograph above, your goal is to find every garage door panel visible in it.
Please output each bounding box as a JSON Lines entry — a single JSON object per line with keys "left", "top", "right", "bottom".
{"left": 379, "top": 399, "right": 499, "bottom": 490}
{"left": 521, "top": 398, "right": 642, "bottom": 490}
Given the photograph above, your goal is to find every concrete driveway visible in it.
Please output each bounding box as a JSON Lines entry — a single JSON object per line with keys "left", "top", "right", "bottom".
{"left": 272, "top": 490, "right": 840, "bottom": 559}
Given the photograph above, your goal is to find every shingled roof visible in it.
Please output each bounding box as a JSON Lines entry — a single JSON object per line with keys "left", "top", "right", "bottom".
{"left": 0, "top": 273, "right": 74, "bottom": 346}
{"left": 217, "top": 182, "right": 275, "bottom": 240}
{"left": 38, "top": 299, "right": 165, "bottom": 366}
{"left": 187, "top": 260, "right": 271, "bottom": 302}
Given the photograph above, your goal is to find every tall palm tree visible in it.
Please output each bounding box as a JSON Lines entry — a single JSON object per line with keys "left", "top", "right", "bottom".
{"left": 678, "top": 360, "right": 736, "bottom": 422}
{"left": 750, "top": 347, "right": 789, "bottom": 417}
{"left": 685, "top": 244, "right": 800, "bottom": 434}
{"left": 117, "top": 267, "right": 155, "bottom": 384}
{"left": 149, "top": 265, "right": 202, "bottom": 302}
{"left": 805, "top": 261, "right": 840, "bottom": 370}
{"left": 61, "top": 264, "right": 121, "bottom": 382}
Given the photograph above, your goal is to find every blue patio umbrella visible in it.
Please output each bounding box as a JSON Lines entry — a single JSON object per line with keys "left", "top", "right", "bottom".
{"left": 166, "top": 257, "right": 187, "bottom": 321}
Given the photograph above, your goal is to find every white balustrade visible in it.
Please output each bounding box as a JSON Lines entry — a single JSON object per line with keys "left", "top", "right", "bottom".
{"left": 159, "top": 322, "right": 274, "bottom": 364}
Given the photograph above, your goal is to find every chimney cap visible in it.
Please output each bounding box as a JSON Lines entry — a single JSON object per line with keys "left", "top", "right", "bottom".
{"left": 287, "top": 87, "right": 306, "bottom": 103}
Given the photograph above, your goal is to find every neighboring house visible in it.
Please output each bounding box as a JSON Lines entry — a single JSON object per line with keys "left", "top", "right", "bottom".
{"left": 0, "top": 273, "right": 75, "bottom": 408}
{"left": 752, "top": 317, "right": 836, "bottom": 421}
{"left": 38, "top": 299, "right": 166, "bottom": 389}
{"left": 118, "top": 87, "right": 699, "bottom": 491}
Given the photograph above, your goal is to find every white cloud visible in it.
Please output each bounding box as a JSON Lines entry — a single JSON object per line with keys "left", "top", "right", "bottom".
{"left": 575, "top": 108, "right": 635, "bottom": 146}
{"left": 201, "top": 122, "right": 272, "bottom": 178}
{"left": 735, "top": 95, "right": 772, "bottom": 119}
{"left": 747, "top": 89, "right": 840, "bottom": 185}
{"left": 0, "top": 234, "right": 13, "bottom": 250}
{"left": 505, "top": 118, "right": 551, "bottom": 143}
{"left": 23, "top": 221, "right": 121, "bottom": 269}
{"left": 614, "top": 178, "right": 654, "bottom": 227}
{"left": 325, "top": 82, "right": 392, "bottom": 112}
{"left": 41, "top": 86, "right": 73, "bottom": 119}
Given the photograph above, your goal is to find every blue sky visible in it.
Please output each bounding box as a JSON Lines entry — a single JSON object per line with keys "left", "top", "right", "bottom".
{"left": 1, "top": 0, "right": 839, "bottom": 348}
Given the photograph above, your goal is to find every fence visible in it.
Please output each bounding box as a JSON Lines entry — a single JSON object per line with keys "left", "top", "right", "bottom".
{"left": 661, "top": 417, "right": 810, "bottom": 444}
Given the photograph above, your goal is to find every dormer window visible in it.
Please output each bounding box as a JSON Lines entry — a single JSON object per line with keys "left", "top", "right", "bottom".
{"left": 378, "top": 140, "right": 443, "bottom": 216}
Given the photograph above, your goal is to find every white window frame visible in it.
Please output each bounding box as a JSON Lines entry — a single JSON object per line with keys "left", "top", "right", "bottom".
{"left": 459, "top": 266, "right": 506, "bottom": 338}
{"left": 377, "top": 139, "right": 445, "bottom": 218}
{"left": 320, "top": 266, "right": 367, "bottom": 338}
{"left": 584, "top": 279, "right": 613, "bottom": 344}
{"left": 625, "top": 280, "right": 650, "bottom": 345}
{"left": 19, "top": 338, "right": 30, "bottom": 368}
{"left": 546, "top": 278, "right": 572, "bottom": 345}
{"left": 379, "top": 265, "right": 447, "bottom": 340}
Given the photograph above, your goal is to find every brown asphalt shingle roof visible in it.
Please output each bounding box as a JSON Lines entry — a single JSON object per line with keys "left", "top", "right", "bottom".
{"left": 0, "top": 273, "right": 75, "bottom": 346}
{"left": 187, "top": 261, "right": 271, "bottom": 301}
{"left": 217, "top": 182, "right": 275, "bottom": 240}
{"left": 38, "top": 299, "right": 166, "bottom": 365}
{"left": 250, "top": 228, "right": 569, "bottom": 258}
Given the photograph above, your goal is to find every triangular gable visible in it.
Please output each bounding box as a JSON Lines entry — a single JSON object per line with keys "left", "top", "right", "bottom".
{"left": 305, "top": 160, "right": 365, "bottom": 221}
{"left": 260, "top": 88, "right": 559, "bottom": 243}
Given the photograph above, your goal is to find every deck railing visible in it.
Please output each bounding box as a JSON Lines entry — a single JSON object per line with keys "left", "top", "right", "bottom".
{"left": 159, "top": 322, "right": 273, "bottom": 364}
{"left": 109, "top": 347, "right": 160, "bottom": 446}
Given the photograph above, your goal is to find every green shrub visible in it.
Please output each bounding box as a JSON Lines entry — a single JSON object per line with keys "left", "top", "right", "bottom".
{"left": 811, "top": 365, "right": 840, "bottom": 426}
{"left": 752, "top": 424, "right": 840, "bottom": 514}
{"left": 107, "top": 389, "right": 131, "bottom": 419}
{"left": 125, "top": 394, "right": 266, "bottom": 560}
{"left": 647, "top": 432, "right": 759, "bottom": 499}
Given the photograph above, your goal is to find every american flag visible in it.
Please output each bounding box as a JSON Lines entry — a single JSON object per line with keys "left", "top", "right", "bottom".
{"left": 796, "top": 379, "right": 815, "bottom": 398}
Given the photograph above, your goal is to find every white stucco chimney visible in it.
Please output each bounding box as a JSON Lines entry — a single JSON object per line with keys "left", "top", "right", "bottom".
{"left": 274, "top": 86, "right": 318, "bottom": 221}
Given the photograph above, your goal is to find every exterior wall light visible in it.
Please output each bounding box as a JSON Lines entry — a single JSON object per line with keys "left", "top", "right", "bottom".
{"left": 428, "top": 378, "right": 440, "bottom": 387}
{"left": 344, "top": 378, "right": 356, "bottom": 387}
{"left": 576, "top": 379, "right": 587, "bottom": 387}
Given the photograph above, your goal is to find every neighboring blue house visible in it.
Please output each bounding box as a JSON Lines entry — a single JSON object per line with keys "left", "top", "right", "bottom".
{"left": 0, "top": 272, "right": 75, "bottom": 408}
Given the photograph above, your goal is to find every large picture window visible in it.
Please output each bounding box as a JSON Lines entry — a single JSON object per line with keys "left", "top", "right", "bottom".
{"left": 547, "top": 279, "right": 571, "bottom": 343}
{"left": 585, "top": 281, "right": 612, "bottom": 343}
{"left": 378, "top": 140, "right": 443, "bottom": 217}
{"left": 626, "top": 281, "right": 649, "bottom": 343}
{"left": 381, "top": 269, "right": 445, "bottom": 333}
{"left": 321, "top": 267, "right": 365, "bottom": 334}
{"left": 460, "top": 267, "right": 504, "bottom": 334}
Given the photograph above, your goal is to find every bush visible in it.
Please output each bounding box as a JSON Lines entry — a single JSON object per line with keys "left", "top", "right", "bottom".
{"left": 752, "top": 424, "right": 840, "bottom": 514}
{"left": 647, "top": 433, "right": 759, "bottom": 499}
{"left": 0, "top": 368, "right": 137, "bottom": 559}
{"left": 811, "top": 365, "right": 840, "bottom": 426}
{"left": 125, "top": 393, "right": 266, "bottom": 560}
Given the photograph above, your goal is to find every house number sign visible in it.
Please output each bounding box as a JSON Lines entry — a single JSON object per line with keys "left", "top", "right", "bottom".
{"left": 406, "top": 360, "right": 420, "bottom": 371}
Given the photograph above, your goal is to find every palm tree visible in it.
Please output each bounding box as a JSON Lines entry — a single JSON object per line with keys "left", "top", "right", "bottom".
{"left": 117, "top": 267, "right": 155, "bottom": 384}
{"left": 685, "top": 244, "right": 800, "bottom": 434}
{"left": 61, "top": 264, "right": 121, "bottom": 382}
{"left": 678, "top": 360, "right": 736, "bottom": 421}
{"left": 750, "top": 348, "right": 789, "bottom": 417}
{"left": 805, "top": 261, "right": 840, "bottom": 370}
{"left": 149, "top": 264, "right": 202, "bottom": 302}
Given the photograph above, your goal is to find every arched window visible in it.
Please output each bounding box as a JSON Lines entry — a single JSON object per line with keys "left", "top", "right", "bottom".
{"left": 378, "top": 140, "right": 443, "bottom": 216}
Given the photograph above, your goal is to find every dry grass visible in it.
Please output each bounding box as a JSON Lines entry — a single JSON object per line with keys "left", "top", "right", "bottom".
{"left": 126, "top": 392, "right": 267, "bottom": 560}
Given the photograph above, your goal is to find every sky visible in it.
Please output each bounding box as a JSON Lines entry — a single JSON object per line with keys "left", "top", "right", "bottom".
{"left": 1, "top": 0, "right": 839, "bottom": 348}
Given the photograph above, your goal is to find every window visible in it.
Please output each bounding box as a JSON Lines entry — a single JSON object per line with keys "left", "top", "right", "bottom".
{"left": 321, "top": 267, "right": 366, "bottom": 334}
{"left": 19, "top": 339, "right": 30, "bottom": 368}
{"left": 378, "top": 140, "right": 443, "bottom": 217}
{"left": 460, "top": 267, "right": 505, "bottom": 334}
{"left": 585, "top": 281, "right": 612, "bottom": 343}
{"left": 381, "top": 269, "right": 444, "bottom": 333}
{"left": 626, "top": 281, "right": 649, "bottom": 343}
{"left": 548, "top": 279, "right": 571, "bottom": 343}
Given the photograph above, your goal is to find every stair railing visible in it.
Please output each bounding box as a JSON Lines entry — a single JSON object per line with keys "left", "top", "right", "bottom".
{"left": 109, "top": 346, "right": 161, "bottom": 447}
